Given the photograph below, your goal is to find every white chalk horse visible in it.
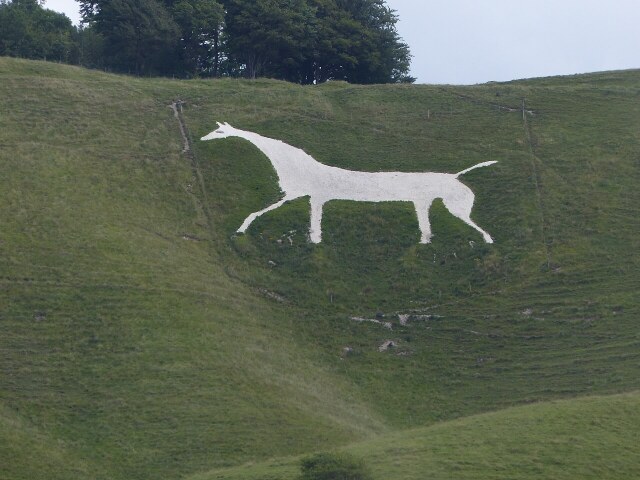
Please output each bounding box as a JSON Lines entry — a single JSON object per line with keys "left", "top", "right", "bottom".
{"left": 201, "top": 122, "right": 496, "bottom": 244}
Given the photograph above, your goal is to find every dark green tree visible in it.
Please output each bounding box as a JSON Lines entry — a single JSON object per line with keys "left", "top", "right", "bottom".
{"left": 168, "top": 0, "right": 225, "bottom": 76}
{"left": 74, "top": 0, "right": 413, "bottom": 83}
{"left": 78, "top": 0, "right": 181, "bottom": 75}
{"left": 299, "top": 452, "right": 373, "bottom": 480}
{"left": 78, "top": 0, "right": 225, "bottom": 77}
{"left": 0, "top": 0, "right": 77, "bottom": 62}
{"left": 222, "top": 0, "right": 413, "bottom": 84}
{"left": 74, "top": 23, "right": 105, "bottom": 69}
{"left": 330, "top": 0, "right": 413, "bottom": 83}
{"left": 301, "top": 0, "right": 361, "bottom": 83}
{"left": 222, "top": 0, "right": 317, "bottom": 80}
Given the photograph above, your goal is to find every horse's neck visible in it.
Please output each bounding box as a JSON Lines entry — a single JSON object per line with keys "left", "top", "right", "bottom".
{"left": 236, "top": 130, "right": 319, "bottom": 173}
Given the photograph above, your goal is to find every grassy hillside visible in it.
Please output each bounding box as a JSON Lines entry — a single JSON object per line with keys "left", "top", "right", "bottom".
{"left": 196, "top": 392, "right": 640, "bottom": 480}
{"left": 1, "top": 57, "right": 639, "bottom": 479}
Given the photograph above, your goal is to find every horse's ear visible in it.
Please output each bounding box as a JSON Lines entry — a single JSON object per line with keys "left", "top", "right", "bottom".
{"left": 224, "top": 122, "right": 231, "bottom": 127}
{"left": 216, "top": 122, "right": 223, "bottom": 127}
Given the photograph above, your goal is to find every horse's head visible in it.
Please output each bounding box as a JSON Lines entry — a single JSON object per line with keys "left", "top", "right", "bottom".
{"left": 201, "top": 122, "right": 237, "bottom": 141}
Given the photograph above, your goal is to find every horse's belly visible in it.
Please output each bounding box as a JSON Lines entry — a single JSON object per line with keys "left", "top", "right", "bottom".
{"left": 307, "top": 172, "right": 453, "bottom": 202}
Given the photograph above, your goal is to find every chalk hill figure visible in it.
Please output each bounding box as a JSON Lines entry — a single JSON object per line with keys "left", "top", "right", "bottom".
{"left": 202, "top": 123, "right": 497, "bottom": 244}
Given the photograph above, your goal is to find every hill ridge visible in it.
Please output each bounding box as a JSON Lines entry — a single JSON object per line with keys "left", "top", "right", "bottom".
{"left": 190, "top": 391, "right": 640, "bottom": 480}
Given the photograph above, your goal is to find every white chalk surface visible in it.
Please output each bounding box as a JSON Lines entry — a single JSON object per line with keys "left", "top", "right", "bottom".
{"left": 202, "top": 123, "right": 496, "bottom": 244}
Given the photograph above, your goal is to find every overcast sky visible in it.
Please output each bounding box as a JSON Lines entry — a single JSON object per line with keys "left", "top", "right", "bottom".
{"left": 45, "top": 0, "right": 639, "bottom": 85}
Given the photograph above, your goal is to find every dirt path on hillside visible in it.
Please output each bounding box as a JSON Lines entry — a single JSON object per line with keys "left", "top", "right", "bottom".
{"left": 170, "top": 100, "right": 190, "bottom": 154}
{"left": 170, "top": 100, "right": 217, "bottom": 247}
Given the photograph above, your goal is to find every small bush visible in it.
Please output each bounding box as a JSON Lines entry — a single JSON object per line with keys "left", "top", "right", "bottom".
{"left": 299, "top": 452, "right": 373, "bottom": 480}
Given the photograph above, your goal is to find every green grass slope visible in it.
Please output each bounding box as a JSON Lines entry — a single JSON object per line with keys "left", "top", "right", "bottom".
{"left": 0, "top": 404, "right": 93, "bottom": 480}
{"left": 0, "top": 59, "right": 387, "bottom": 480}
{"left": 197, "top": 392, "right": 640, "bottom": 480}
{"left": 1, "top": 57, "right": 639, "bottom": 479}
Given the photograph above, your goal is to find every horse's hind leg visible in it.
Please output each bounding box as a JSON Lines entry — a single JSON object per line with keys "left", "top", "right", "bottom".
{"left": 414, "top": 200, "right": 434, "bottom": 244}
{"left": 442, "top": 194, "right": 494, "bottom": 244}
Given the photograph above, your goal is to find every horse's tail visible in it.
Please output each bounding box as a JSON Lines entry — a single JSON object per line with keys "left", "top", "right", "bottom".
{"left": 455, "top": 161, "right": 498, "bottom": 178}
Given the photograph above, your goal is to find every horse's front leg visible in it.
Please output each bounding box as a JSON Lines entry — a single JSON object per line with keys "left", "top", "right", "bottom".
{"left": 309, "top": 197, "right": 326, "bottom": 243}
{"left": 238, "top": 196, "right": 291, "bottom": 234}
{"left": 414, "top": 199, "right": 434, "bottom": 244}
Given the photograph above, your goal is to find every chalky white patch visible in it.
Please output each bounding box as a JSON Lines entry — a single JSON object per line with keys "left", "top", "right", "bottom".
{"left": 201, "top": 123, "right": 496, "bottom": 244}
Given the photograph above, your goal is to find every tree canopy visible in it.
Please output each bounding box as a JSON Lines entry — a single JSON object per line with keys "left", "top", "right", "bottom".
{"left": 91, "top": 0, "right": 181, "bottom": 75}
{"left": 221, "top": 0, "right": 413, "bottom": 83}
{"left": 0, "top": 0, "right": 77, "bottom": 62}
{"left": 0, "top": 0, "right": 414, "bottom": 83}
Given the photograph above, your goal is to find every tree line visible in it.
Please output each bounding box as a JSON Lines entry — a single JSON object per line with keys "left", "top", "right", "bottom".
{"left": 0, "top": 0, "right": 414, "bottom": 84}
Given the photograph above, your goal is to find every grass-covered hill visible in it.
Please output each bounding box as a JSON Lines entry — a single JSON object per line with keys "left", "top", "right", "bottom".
{"left": 194, "top": 392, "right": 640, "bottom": 480}
{"left": 1, "top": 57, "right": 639, "bottom": 479}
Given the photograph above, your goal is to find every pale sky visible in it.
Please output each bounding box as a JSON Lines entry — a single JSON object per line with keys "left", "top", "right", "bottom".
{"left": 45, "top": 0, "right": 640, "bottom": 85}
